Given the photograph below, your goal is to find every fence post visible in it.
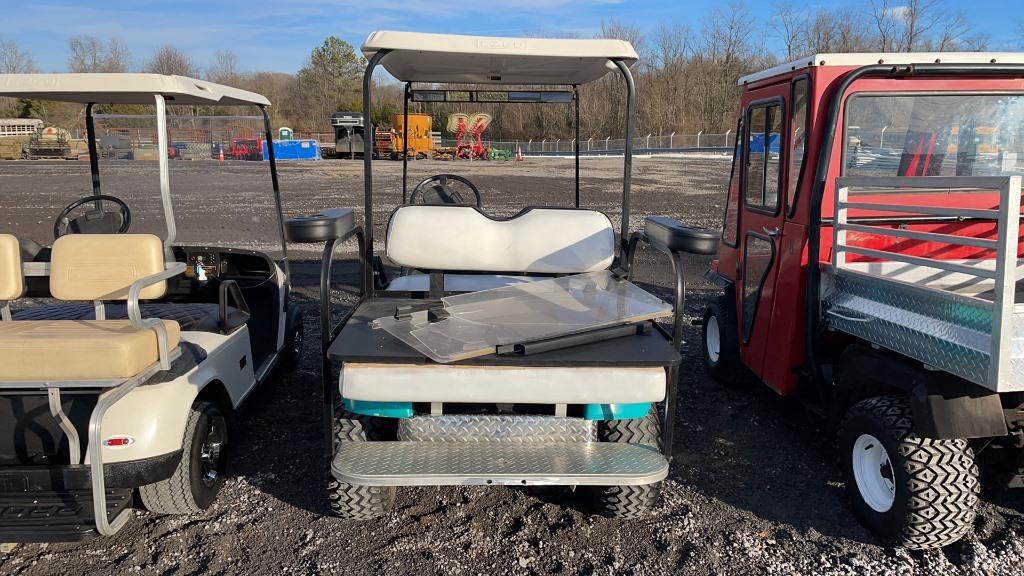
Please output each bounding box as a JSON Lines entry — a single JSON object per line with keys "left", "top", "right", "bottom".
{"left": 555, "top": 139, "right": 560, "bottom": 153}
{"left": 587, "top": 137, "right": 592, "bottom": 151}
{"left": 646, "top": 133, "right": 651, "bottom": 149}
{"left": 880, "top": 125, "right": 888, "bottom": 148}
{"left": 697, "top": 130, "right": 703, "bottom": 148}
{"left": 669, "top": 132, "right": 675, "bottom": 148}
{"left": 528, "top": 139, "right": 533, "bottom": 153}
{"left": 541, "top": 139, "right": 546, "bottom": 152}
{"left": 725, "top": 129, "right": 732, "bottom": 149}
{"left": 571, "top": 138, "right": 576, "bottom": 152}
{"left": 605, "top": 137, "right": 610, "bottom": 150}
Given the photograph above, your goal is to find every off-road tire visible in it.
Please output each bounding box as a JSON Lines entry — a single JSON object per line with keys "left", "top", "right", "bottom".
{"left": 838, "top": 395, "right": 979, "bottom": 549}
{"left": 280, "top": 309, "right": 304, "bottom": 372}
{"left": 702, "top": 296, "right": 742, "bottom": 384}
{"left": 328, "top": 410, "right": 396, "bottom": 520}
{"left": 586, "top": 409, "right": 663, "bottom": 519}
{"left": 140, "top": 402, "right": 227, "bottom": 515}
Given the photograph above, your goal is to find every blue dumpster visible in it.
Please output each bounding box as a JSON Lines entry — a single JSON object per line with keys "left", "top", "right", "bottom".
{"left": 262, "top": 139, "right": 320, "bottom": 161}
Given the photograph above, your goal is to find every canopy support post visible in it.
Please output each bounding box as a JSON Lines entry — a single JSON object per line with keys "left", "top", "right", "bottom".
{"left": 574, "top": 85, "right": 580, "bottom": 208}
{"left": 85, "top": 103, "right": 101, "bottom": 207}
{"left": 613, "top": 60, "right": 635, "bottom": 257}
{"left": 154, "top": 94, "right": 176, "bottom": 260}
{"left": 402, "top": 82, "right": 410, "bottom": 203}
{"left": 261, "top": 104, "right": 291, "bottom": 280}
{"left": 363, "top": 50, "right": 390, "bottom": 293}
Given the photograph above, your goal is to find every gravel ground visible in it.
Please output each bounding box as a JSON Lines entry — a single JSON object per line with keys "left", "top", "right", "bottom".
{"left": 1, "top": 156, "right": 1022, "bottom": 575}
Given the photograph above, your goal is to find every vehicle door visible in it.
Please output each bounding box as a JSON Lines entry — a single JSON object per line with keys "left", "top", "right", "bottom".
{"left": 736, "top": 91, "right": 787, "bottom": 378}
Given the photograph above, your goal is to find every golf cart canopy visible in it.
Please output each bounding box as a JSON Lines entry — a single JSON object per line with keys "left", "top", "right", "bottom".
{"left": 738, "top": 52, "right": 1024, "bottom": 85}
{"left": 0, "top": 73, "right": 270, "bottom": 106}
{"left": 361, "top": 31, "right": 638, "bottom": 85}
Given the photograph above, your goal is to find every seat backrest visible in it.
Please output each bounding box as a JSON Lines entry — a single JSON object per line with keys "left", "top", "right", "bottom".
{"left": 50, "top": 234, "right": 168, "bottom": 301}
{"left": 386, "top": 206, "right": 615, "bottom": 273}
{"left": 0, "top": 234, "right": 23, "bottom": 302}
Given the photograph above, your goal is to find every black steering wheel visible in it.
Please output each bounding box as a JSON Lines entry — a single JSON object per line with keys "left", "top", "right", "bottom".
{"left": 409, "top": 174, "right": 482, "bottom": 207}
{"left": 54, "top": 194, "right": 132, "bottom": 239}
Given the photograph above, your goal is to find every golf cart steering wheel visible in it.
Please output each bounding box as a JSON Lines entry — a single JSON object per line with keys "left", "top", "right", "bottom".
{"left": 409, "top": 174, "right": 482, "bottom": 207}
{"left": 54, "top": 194, "right": 132, "bottom": 239}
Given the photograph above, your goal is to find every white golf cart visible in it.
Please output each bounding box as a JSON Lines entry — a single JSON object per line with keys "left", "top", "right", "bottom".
{"left": 288, "top": 31, "right": 719, "bottom": 519}
{"left": 0, "top": 74, "right": 303, "bottom": 541}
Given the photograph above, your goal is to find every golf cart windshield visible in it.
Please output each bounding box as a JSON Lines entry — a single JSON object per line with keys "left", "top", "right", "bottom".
{"left": 844, "top": 93, "right": 1024, "bottom": 177}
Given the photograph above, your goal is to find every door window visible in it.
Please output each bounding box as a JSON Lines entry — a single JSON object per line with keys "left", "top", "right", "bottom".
{"left": 788, "top": 78, "right": 810, "bottom": 215}
{"left": 744, "top": 103, "right": 783, "bottom": 213}
{"left": 722, "top": 117, "right": 743, "bottom": 246}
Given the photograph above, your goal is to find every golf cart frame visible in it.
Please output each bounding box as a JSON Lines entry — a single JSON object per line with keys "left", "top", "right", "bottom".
{"left": 701, "top": 53, "right": 1024, "bottom": 549}
{"left": 0, "top": 73, "right": 300, "bottom": 541}
{"left": 288, "top": 31, "right": 719, "bottom": 519}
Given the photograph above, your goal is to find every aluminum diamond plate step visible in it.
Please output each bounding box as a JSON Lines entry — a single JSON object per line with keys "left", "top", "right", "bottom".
{"left": 332, "top": 442, "right": 668, "bottom": 487}
{"left": 398, "top": 415, "right": 596, "bottom": 443}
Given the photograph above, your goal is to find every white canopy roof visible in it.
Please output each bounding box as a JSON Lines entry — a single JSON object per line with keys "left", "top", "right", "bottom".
{"left": 362, "top": 31, "right": 638, "bottom": 85}
{"left": 739, "top": 52, "right": 1024, "bottom": 85}
{"left": 0, "top": 73, "right": 270, "bottom": 106}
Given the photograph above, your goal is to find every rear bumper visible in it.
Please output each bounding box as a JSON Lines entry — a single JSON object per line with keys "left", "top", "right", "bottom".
{"left": 0, "top": 450, "right": 181, "bottom": 492}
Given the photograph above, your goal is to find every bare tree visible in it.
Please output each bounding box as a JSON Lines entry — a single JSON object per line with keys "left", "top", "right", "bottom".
{"left": 206, "top": 49, "right": 240, "bottom": 85}
{"left": 145, "top": 45, "right": 198, "bottom": 76}
{"left": 67, "top": 36, "right": 129, "bottom": 72}
{"left": 0, "top": 37, "right": 36, "bottom": 73}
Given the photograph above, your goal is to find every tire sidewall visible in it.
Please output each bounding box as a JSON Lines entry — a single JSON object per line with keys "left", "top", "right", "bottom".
{"left": 188, "top": 404, "right": 228, "bottom": 510}
{"left": 838, "top": 410, "right": 911, "bottom": 543}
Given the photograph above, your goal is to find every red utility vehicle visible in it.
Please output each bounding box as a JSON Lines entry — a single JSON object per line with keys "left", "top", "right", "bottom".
{"left": 701, "top": 53, "right": 1024, "bottom": 549}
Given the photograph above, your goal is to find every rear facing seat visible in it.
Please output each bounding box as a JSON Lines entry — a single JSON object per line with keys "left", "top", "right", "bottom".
{"left": 0, "top": 233, "right": 182, "bottom": 382}
{"left": 384, "top": 206, "right": 615, "bottom": 291}
{"left": 13, "top": 302, "right": 226, "bottom": 333}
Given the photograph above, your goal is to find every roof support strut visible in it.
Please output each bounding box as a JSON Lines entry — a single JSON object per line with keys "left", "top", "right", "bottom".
{"left": 85, "top": 103, "right": 101, "bottom": 205}
{"left": 363, "top": 49, "right": 391, "bottom": 292}
{"left": 613, "top": 59, "right": 635, "bottom": 257}
{"left": 260, "top": 104, "right": 291, "bottom": 281}
{"left": 154, "top": 94, "right": 176, "bottom": 260}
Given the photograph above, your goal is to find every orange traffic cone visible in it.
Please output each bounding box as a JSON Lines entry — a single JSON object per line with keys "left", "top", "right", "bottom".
{"left": 219, "top": 148, "right": 225, "bottom": 163}
{"left": 515, "top": 146, "right": 524, "bottom": 161}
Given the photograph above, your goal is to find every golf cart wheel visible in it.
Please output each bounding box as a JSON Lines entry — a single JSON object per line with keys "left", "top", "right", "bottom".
{"left": 838, "top": 395, "right": 979, "bottom": 549}
{"left": 280, "top": 308, "right": 304, "bottom": 372}
{"left": 586, "top": 409, "right": 662, "bottom": 519}
{"left": 328, "top": 410, "right": 396, "bottom": 520}
{"left": 702, "top": 296, "right": 742, "bottom": 384}
{"left": 140, "top": 401, "right": 228, "bottom": 515}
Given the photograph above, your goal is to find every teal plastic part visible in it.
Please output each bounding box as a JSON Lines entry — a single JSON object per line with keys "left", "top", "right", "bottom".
{"left": 343, "top": 399, "right": 414, "bottom": 418}
{"left": 583, "top": 403, "right": 652, "bottom": 420}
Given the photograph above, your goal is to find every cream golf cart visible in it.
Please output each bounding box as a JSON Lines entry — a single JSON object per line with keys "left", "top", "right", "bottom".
{"left": 0, "top": 74, "right": 302, "bottom": 541}
{"left": 287, "top": 31, "right": 720, "bottom": 519}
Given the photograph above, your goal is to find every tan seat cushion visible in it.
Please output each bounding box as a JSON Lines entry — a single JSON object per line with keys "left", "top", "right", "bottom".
{"left": 0, "top": 234, "right": 23, "bottom": 301}
{"left": 0, "top": 320, "right": 180, "bottom": 381}
{"left": 50, "top": 234, "right": 167, "bottom": 301}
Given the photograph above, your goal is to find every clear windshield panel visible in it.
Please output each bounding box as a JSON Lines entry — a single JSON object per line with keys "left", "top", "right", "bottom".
{"left": 374, "top": 271, "right": 673, "bottom": 363}
{"left": 93, "top": 112, "right": 283, "bottom": 256}
{"left": 844, "top": 93, "right": 1024, "bottom": 178}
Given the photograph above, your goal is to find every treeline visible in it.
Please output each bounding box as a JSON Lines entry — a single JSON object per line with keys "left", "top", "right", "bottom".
{"left": 0, "top": 0, "right": 1016, "bottom": 139}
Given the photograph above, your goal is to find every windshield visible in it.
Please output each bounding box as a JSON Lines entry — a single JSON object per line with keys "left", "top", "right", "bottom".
{"left": 844, "top": 93, "right": 1024, "bottom": 177}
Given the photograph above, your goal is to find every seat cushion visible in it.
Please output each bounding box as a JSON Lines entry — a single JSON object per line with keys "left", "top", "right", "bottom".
{"left": 0, "top": 320, "right": 181, "bottom": 381}
{"left": 386, "top": 206, "right": 615, "bottom": 273}
{"left": 13, "top": 302, "right": 226, "bottom": 333}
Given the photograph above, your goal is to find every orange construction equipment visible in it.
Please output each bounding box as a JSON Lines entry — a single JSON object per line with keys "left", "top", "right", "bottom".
{"left": 392, "top": 113, "right": 432, "bottom": 158}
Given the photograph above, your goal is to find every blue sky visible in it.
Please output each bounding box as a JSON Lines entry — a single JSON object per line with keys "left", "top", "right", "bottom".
{"left": 3, "top": 0, "right": 1021, "bottom": 75}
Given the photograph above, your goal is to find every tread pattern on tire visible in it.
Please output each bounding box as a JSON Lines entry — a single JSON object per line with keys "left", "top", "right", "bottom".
{"left": 329, "top": 410, "right": 395, "bottom": 520}
{"left": 841, "top": 395, "right": 979, "bottom": 549}
{"left": 139, "top": 402, "right": 212, "bottom": 515}
{"left": 589, "top": 409, "right": 663, "bottom": 519}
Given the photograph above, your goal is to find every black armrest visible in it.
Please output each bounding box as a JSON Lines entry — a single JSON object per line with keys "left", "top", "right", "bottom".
{"left": 285, "top": 208, "right": 356, "bottom": 243}
{"left": 644, "top": 216, "right": 719, "bottom": 255}
{"left": 219, "top": 280, "right": 251, "bottom": 334}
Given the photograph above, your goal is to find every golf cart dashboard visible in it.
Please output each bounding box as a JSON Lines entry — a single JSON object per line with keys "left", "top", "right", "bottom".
{"left": 184, "top": 251, "right": 220, "bottom": 281}
{"left": 174, "top": 246, "right": 274, "bottom": 283}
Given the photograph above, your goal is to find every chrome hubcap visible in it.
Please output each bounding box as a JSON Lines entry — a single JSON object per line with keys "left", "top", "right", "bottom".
{"left": 199, "top": 422, "right": 224, "bottom": 488}
{"left": 852, "top": 433, "right": 896, "bottom": 512}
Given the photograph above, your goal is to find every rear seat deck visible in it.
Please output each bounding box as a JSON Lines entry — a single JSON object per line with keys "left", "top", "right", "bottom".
{"left": 328, "top": 298, "right": 680, "bottom": 368}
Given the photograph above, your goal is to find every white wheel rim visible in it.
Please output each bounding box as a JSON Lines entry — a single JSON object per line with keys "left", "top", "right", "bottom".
{"left": 852, "top": 433, "right": 896, "bottom": 513}
{"left": 705, "top": 315, "right": 721, "bottom": 364}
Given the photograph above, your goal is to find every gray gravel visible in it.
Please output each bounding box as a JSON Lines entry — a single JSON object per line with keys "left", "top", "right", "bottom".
{"left": 1, "top": 156, "right": 1022, "bottom": 575}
